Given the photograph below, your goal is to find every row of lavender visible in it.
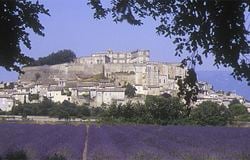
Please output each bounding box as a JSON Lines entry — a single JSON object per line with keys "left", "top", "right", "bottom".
{"left": 87, "top": 125, "right": 250, "bottom": 160}
{"left": 0, "top": 123, "right": 86, "bottom": 160}
{"left": 0, "top": 123, "right": 249, "bottom": 160}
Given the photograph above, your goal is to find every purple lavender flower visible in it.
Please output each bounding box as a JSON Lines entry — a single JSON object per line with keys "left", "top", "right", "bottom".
{"left": 0, "top": 123, "right": 86, "bottom": 160}
{"left": 87, "top": 124, "right": 250, "bottom": 160}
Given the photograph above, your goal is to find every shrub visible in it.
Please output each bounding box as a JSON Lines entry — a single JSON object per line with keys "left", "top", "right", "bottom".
{"left": 125, "top": 83, "right": 137, "bottom": 98}
{"left": 28, "top": 93, "right": 39, "bottom": 101}
{"left": 104, "top": 96, "right": 186, "bottom": 125}
{"left": 77, "top": 105, "right": 91, "bottom": 117}
{"left": 229, "top": 98, "right": 241, "bottom": 106}
{"left": 229, "top": 104, "right": 248, "bottom": 116}
{"left": 190, "top": 101, "right": 232, "bottom": 126}
{"left": 235, "top": 114, "right": 250, "bottom": 122}
{"left": 5, "top": 150, "right": 27, "bottom": 160}
{"left": 46, "top": 154, "right": 66, "bottom": 160}
{"left": 145, "top": 96, "right": 186, "bottom": 124}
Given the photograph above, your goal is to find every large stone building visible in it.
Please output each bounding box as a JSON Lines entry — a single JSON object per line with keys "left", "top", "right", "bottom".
{"left": 90, "top": 49, "right": 150, "bottom": 64}
{"left": 19, "top": 50, "right": 186, "bottom": 95}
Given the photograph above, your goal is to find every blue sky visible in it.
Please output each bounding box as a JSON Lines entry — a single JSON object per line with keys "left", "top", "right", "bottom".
{"left": 0, "top": 0, "right": 230, "bottom": 81}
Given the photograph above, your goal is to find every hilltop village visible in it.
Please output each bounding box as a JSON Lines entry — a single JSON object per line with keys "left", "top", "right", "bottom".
{"left": 0, "top": 50, "right": 248, "bottom": 111}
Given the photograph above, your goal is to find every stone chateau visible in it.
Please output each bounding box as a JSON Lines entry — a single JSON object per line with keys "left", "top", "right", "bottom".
{"left": 0, "top": 49, "right": 248, "bottom": 111}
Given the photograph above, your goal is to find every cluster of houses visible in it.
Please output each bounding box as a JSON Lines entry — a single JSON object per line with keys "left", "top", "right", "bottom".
{"left": 0, "top": 49, "right": 249, "bottom": 112}
{"left": 0, "top": 80, "right": 128, "bottom": 111}
{"left": 197, "top": 81, "right": 249, "bottom": 109}
{"left": 0, "top": 80, "right": 248, "bottom": 112}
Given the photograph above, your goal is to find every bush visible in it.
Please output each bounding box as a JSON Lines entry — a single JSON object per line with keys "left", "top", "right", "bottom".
{"left": 30, "top": 49, "right": 76, "bottom": 66}
{"left": 104, "top": 96, "right": 186, "bottom": 125}
{"left": 11, "top": 99, "right": 92, "bottom": 119}
{"left": 234, "top": 114, "right": 250, "bottom": 122}
{"left": 77, "top": 105, "right": 91, "bottom": 117}
{"left": 28, "top": 93, "right": 39, "bottom": 101}
{"left": 229, "top": 98, "right": 241, "bottom": 106}
{"left": 5, "top": 150, "right": 27, "bottom": 160}
{"left": 190, "top": 101, "right": 232, "bottom": 126}
{"left": 229, "top": 104, "right": 248, "bottom": 116}
{"left": 46, "top": 154, "right": 66, "bottom": 160}
{"left": 145, "top": 96, "right": 186, "bottom": 124}
{"left": 124, "top": 83, "right": 137, "bottom": 98}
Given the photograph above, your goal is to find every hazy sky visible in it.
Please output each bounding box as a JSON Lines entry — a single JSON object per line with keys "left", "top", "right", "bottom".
{"left": 0, "top": 0, "right": 230, "bottom": 81}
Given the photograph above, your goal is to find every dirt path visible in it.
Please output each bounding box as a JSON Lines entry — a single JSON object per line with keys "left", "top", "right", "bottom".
{"left": 82, "top": 125, "right": 89, "bottom": 160}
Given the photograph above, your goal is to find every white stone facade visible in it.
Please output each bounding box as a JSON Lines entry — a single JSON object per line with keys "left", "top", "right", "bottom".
{"left": 77, "top": 49, "right": 149, "bottom": 65}
{"left": 95, "top": 88, "right": 126, "bottom": 106}
{"left": 0, "top": 95, "right": 14, "bottom": 111}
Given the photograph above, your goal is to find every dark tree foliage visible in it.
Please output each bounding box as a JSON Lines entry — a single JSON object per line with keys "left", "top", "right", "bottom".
{"left": 0, "top": 0, "right": 49, "bottom": 73}
{"left": 177, "top": 68, "right": 199, "bottom": 116}
{"left": 229, "top": 103, "right": 248, "bottom": 116}
{"left": 88, "top": 0, "right": 250, "bottom": 84}
{"left": 11, "top": 98, "right": 91, "bottom": 119}
{"left": 5, "top": 150, "right": 27, "bottom": 160}
{"left": 29, "top": 49, "right": 76, "bottom": 66}
{"left": 124, "top": 83, "right": 137, "bottom": 98}
{"left": 28, "top": 93, "right": 39, "bottom": 102}
{"left": 145, "top": 95, "right": 185, "bottom": 124}
{"left": 3, "top": 82, "right": 14, "bottom": 89}
{"left": 105, "top": 96, "right": 186, "bottom": 124}
{"left": 161, "top": 92, "right": 171, "bottom": 99}
{"left": 229, "top": 98, "right": 241, "bottom": 106}
{"left": 191, "top": 101, "right": 232, "bottom": 126}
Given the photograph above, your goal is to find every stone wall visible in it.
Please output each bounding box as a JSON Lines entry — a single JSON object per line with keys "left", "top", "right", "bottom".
{"left": 19, "top": 60, "right": 186, "bottom": 92}
{"left": 104, "top": 63, "right": 136, "bottom": 77}
{"left": 20, "top": 63, "right": 104, "bottom": 83}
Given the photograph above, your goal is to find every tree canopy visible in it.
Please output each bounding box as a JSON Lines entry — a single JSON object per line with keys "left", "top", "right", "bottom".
{"left": 229, "top": 103, "right": 248, "bottom": 116}
{"left": 0, "top": 0, "right": 49, "bottom": 73}
{"left": 29, "top": 49, "right": 76, "bottom": 66}
{"left": 88, "top": 0, "right": 250, "bottom": 84}
{"left": 191, "top": 101, "right": 232, "bottom": 126}
{"left": 124, "top": 83, "right": 137, "bottom": 98}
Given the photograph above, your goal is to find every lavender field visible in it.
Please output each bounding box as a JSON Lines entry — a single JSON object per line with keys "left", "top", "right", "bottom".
{"left": 0, "top": 123, "right": 250, "bottom": 160}
{"left": 0, "top": 123, "right": 86, "bottom": 160}
{"left": 88, "top": 125, "right": 250, "bottom": 160}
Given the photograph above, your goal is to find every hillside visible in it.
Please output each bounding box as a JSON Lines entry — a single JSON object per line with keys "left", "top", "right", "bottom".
{"left": 197, "top": 70, "right": 250, "bottom": 100}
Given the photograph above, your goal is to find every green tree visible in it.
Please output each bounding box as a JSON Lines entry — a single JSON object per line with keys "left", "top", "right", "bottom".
{"left": 229, "top": 98, "right": 241, "bottom": 106}
{"left": 125, "top": 83, "right": 137, "bottom": 98}
{"left": 30, "top": 49, "right": 76, "bottom": 66}
{"left": 191, "top": 101, "right": 232, "bottom": 126}
{"left": 77, "top": 105, "right": 91, "bottom": 117}
{"left": 229, "top": 103, "right": 248, "bottom": 117}
{"left": 0, "top": 0, "right": 49, "bottom": 72}
{"left": 177, "top": 68, "right": 199, "bottom": 116}
{"left": 28, "top": 93, "right": 39, "bottom": 102}
{"left": 145, "top": 95, "right": 185, "bottom": 124}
